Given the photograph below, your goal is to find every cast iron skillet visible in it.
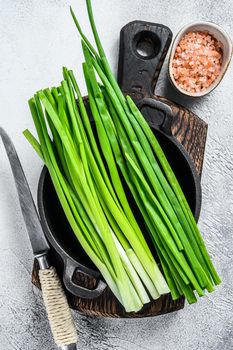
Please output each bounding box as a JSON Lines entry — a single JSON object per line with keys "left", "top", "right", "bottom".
{"left": 37, "top": 21, "right": 202, "bottom": 300}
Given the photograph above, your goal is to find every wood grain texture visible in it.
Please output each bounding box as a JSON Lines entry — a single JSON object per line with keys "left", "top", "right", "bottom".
{"left": 118, "top": 21, "right": 173, "bottom": 96}
{"left": 32, "top": 96, "right": 207, "bottom": 318}
{"left": 32, "top": 259, "right": 185, "bottom": 318}
{"left": 159, "top": 96, "right": 208, "bottom": 176}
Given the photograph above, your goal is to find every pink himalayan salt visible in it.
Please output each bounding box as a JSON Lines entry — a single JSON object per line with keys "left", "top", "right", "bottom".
{"left": 172, "top": 31, "right": 223, "bottom": 93}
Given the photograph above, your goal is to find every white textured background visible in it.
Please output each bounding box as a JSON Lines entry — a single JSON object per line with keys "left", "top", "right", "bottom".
{"left": 0, "top": 1, "right": 232, "bottom": 349}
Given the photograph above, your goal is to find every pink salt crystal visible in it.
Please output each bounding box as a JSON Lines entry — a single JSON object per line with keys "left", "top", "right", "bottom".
{"left": 172, "top": 31, "right": 223, "bottom": 93}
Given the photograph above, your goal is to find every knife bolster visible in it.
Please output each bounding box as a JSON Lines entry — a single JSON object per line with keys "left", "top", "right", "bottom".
{"left": 37, "top": 254, "right": 50, "bottom": 270}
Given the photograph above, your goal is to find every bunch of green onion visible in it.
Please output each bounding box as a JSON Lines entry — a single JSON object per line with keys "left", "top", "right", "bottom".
{"left": 24, "top": 0, "right": 220, "bottom": 310}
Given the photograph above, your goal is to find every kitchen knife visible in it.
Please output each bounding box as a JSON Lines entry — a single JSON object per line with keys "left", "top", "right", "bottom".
{"left": 0, "top": 127, "right": 78, "bottom": 350}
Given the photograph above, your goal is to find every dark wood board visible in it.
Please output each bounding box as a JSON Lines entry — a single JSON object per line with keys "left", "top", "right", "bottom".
{"left": 32, "top": 20, "right": 208, "bottom": 317}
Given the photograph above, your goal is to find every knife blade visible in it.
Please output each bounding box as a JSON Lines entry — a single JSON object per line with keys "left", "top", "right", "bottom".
{"left": 0, "top": 127, "right": 50, "bottom": 264}
{"left": 0, "top": 127, "right": 78, "bottom": 350}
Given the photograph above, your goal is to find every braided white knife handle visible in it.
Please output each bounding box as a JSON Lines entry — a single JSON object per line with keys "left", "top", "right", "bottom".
{"left": 39, "top": 267, "right": 78, "bottom": 349}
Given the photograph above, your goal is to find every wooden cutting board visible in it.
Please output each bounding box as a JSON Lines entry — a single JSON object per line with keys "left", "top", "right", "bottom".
{"left": 32, "top": 21, "right": 208, "bottom": 317}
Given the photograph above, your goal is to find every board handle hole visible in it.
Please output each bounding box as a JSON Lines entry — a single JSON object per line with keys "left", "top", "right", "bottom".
{"left": 134, "top": 31, "right": 161, "bottom": 60}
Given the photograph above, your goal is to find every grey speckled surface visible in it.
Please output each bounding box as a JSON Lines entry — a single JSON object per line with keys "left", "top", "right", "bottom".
{"left": 0, "top": 1, "right": 233, "bottom": 349}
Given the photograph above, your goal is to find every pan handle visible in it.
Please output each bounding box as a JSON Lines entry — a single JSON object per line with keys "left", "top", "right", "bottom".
{"left": 117, "top": 21, "right": 172, "bottom": 99}
{"left": 137, "top": 98, "right": 173, "bottom": 135}
{"left": 63, "top": 258, "right": 107, "bottom": 299}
